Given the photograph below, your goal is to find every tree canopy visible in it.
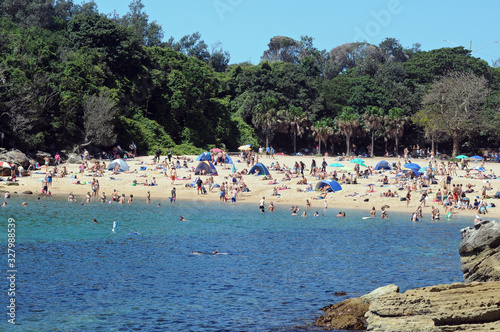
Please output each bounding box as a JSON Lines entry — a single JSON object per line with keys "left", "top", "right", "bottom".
{"left": 0, "top": 2, "right": 499, "bottom": 157}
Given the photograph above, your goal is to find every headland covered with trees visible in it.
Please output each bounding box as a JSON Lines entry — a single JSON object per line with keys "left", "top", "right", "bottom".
{"left": 1, "top": 0, "right": 499, "bottom": 158}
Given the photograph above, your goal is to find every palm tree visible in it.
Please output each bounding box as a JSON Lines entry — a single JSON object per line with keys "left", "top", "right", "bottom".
{"left": 279, "top": 106, "right": 308, "bottom": 154}
{"left": 363, "top": 106, "right": 384, "bottom": 157}
{"left": 252, "top": 97, "right": 279, "bottom": 148}
{"left": 385, "top": 107, "right": 408, "bottom": 156}
{"left": 311, "top": 118, "right": 334, "bottom": 155}
{"left": 336, "top": 106, "right": 361, "bottom": 157}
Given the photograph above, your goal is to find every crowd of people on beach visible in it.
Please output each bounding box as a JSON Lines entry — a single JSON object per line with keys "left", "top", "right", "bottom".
{"left": 1, "top": 144, "right": 499, "bottom": 225}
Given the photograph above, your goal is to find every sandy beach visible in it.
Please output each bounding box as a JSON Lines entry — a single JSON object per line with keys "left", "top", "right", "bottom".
{"left": 2, "top": 154, "right": 499, "bottom": 219}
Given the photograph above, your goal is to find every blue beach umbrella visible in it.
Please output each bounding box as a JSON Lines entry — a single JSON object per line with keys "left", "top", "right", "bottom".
{"left": 471, "top": 156, "right": 484, "bottom": 160}
{"left": 350, "top": 158, "right": 365, "bottom": 163}
{"left": 403, "top": 162, "right": 421, "bottom": 170}
{"left": 455, "top": 155, "right": 469, "bottom": 159}
{"left": 328, "top": 163, "right": 344, "bottom": 167}
{"left": 472, "top": 166, "right": 485, "bottom": 172}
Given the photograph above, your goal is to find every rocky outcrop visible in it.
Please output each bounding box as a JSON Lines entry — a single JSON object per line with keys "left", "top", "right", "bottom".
{"left": 366, "top": 282, "right": 500, "bottom": 331}
{"left": 315, "top": 285, "right": 398, "bottom": 330}
{"left": 31, "top": 151, "right": 52, "bottom": 165}
{"left": 459, "top": 220, "right": 500, "bottom": 283}
{"left": 315, "top": 220, "right": 500, "bottom": 331}
{"left": 65, "top": 153, "right": 81, "bottom": 164}
{"left": 0, "top": 149, "right": 30, "bottom": 168}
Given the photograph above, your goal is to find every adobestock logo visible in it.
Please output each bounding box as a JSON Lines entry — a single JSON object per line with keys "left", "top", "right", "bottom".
{"left": 354, "top": 0, "right": 405, "bottom": 42}
{"left": 213, "top": 0, "right": 244, "bottom": 21}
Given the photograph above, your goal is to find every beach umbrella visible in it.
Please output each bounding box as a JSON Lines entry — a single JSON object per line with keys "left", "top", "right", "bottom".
{"left": 418, "top": 166, "right": 436, "bottom": 173}
{"left": 472, "top": 166, "right": 485, "bottom": 172}
{"left": 231, "top": 164, "right": 237, "bottom": 173}
{"left": 0, "top": 161, "right": 11, "bottom": 168}
{"left": 339, "top": 166, "right": 355, "bottom": 172}
{"left": 403, "top": 162, "right": 421, "bottom": 170}
{"left": 351, "top": 160, "right": 367, "bottom": 167}
{"left": 210, "top": 148, "right": 224, "bottom": 153}
{"left": 456, "top": 155, "right": 469, "bottom": 159}
{"left": 350, "top": 158, "right": 365, "bottom": 163}
{"left": 328, "top": 163, "right": 344, "bottom": 167}
{"left": 471, "top": 156, "right": 483, "bottom": 160}
{"left": 238, "top": 144, "right": 251, "bottom": 151}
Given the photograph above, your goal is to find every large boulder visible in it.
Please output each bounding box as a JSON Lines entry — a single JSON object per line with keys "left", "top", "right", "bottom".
{"left": 366, "top": 282, "right": 500, "bottom": 331}
{"left": 30, "top": 151, "right": 52, "bottom": 165}
{"left": 65, "top": 153, "right": 81, "bottom": 164}
{"left": 315, "top": 285, "right": 399, "bottom": 330}
{"left": 0, "top": 149, "right": 30, "bottom": 168}
{"left": 459, "top": 220, "right": 500, "bottom": 283}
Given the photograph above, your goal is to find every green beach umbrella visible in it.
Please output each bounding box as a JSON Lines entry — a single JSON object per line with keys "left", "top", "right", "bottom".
{"left": 350, "top": 160, "right": 367, "bottom": 167}
{"left": 328, "top": 163, "right": 344, "bottom": 167}
{"left": 339, "top": 166, "right": 355, "bottom": 172}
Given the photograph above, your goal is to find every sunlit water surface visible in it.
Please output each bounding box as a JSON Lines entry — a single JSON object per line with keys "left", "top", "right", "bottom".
{"left": 1, "top": 195, "right": 471, "bottom": 331}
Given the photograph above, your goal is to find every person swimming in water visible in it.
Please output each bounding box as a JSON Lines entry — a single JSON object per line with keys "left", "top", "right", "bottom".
{"left": 180, "top": 216, "right": 185, "bottom": 221}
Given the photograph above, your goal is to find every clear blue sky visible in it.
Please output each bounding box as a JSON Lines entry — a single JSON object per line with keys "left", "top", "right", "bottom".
{"left": 87, "top": 0, "right": 499, "bottom": 65}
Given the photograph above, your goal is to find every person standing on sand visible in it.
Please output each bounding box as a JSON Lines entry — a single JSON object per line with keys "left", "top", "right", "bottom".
{"left": 406, "top": 190, "right": 411, "bottom": 207}
{"left": 170, "top": 167, "right": 176, "bottom": 185}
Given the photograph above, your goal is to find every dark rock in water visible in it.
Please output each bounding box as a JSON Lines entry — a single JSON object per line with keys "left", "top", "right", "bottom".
{"left": 334, "top": 291, "right": 347, "bottom": 296}
{"left": 460, "top": 220, "right": 500, "bottom": 283}
{"left": 0, "top": 149, "right": 30, "bottom": 168}
{"left": 66, "top": 153, "right": 81, "bottom": 164}
{"left": 315, "top": 285, "right": 398, "bottom": 330}
{"left": 316, "top": 297, "right": 369, "bottom": 330}
{"left": 22, "top": 190, "right": 33, "bottom": 194}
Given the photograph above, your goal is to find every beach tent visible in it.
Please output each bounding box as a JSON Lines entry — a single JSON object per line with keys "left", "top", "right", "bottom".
{"left": 225, "top": 155, "right": 234, "bottom": 165}
{"left": 315, "top": 180, "right": 342, "bottom": 192}
{"left": 107, "top": 159, "right": 129, "bottom": 171}
{"left": 194, "top": 161, "right": 218, "bottom": 175}
{"left": 196, "top": 152, "right": 212, "bottom": 161}
{"left": 248, "top": 162, "right": 270, "bottom": 176}
{"left": 374, "top": 160, "right": 392, "bottom": 171}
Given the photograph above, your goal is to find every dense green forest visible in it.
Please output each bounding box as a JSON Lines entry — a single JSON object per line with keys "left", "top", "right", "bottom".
{"left": 1, "top": 0, "right": 499, "bottom": 157}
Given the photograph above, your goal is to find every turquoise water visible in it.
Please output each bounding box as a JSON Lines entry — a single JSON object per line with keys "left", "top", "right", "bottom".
{"left": 1, "top": 196, "right": 471, "bottom": 331}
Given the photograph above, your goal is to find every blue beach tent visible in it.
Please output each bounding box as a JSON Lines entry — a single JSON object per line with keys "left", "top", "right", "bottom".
{"left": 248, "top": 162, "right": 270, "bottom": 176}
{"left": 196, "top": 152, "right": 212, "bottom": 161}
{"left": 194, "top": 161, "right": 218, "bottom": 175}
{"left": 225, "top": 155, "right": 234, "bottom": 165}
{"left": 315, "top": 180, "right": 342, "bottom": 192}
{"left": 374, "top": 160, "right": 392, "bottom": 171}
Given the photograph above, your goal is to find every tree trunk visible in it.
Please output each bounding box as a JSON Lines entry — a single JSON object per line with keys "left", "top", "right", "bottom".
{"left": 265, "top": 135, "right": 269, "bottom": 150}
{"left": 318, "top": 139, "right": 322, "bottom": 155}
{"left": 346, "top": 134, "right": 351, "bottom": 157}
{"left": 452, "top": 135, "right": 460, "bottom": 157}
{"left": 395, "top": 137, "right": 399, "bottom": 156}
{"left": 371, "top": 131, "right": 375, "bottom": 157}
{"left": 431, "top": 135, "right": 435, "bottom": 156}
{"left": 293, "top": 132, "right": 297, "bottom": 154}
